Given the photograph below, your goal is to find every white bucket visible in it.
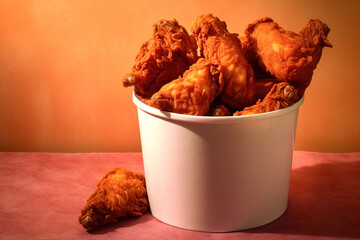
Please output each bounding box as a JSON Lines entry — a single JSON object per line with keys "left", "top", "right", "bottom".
{"left": 133, "top": 92, "right": 304, "bottom": 232}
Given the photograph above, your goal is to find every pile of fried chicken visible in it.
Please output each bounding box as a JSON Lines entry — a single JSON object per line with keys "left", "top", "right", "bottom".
{"left": 123, "top": 14, "right": 332, "bottom": 116}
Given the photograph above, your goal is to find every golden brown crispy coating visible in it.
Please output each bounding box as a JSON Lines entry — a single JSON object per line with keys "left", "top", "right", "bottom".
{"left": 123, "top": 19, "right": 198, "bottom": 98}
{"left": 79, "top": 168, "right": 148, "bottom": 231}
{"left": 242, "top": 17, "right": 332, "bottom": 95}
{"left": 149, "top": 58, "right": 224, "bottom": 115}
{"left": 191, "top": 14, "right": 256, "bottom": 110}
{"left": 234, "top": 82, "right": 299, "bottom": 116}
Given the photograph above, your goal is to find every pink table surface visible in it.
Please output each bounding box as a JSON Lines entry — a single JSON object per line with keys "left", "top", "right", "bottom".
{"left": 0, "top": 151, "right": 359, "bottom": 240}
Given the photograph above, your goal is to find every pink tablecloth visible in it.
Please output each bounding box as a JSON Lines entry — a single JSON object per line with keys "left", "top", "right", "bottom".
{"left": 0, "top": 152, "right": 359, "bottom": 240}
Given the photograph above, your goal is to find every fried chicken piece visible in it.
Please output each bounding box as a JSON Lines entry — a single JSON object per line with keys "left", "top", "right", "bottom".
{"left": 210, "top": 104, "right": 231, "bottom": 116}
{"left": 191, "top": 14, "right": 256, "bottom": 110}
{"left": 234, "top": 82, "right": 299, "bottom": 116}
{"left": 79, "top": 168, "right": 148, "bottom": 231}
{"left": 149, "top": 58, "right": 224, "bottom": 115}
{"left": 123, "top": 19, "right": 198, "bottom": 98}
{"left": 242, "top": 17, "right": 332, "bottom": 95}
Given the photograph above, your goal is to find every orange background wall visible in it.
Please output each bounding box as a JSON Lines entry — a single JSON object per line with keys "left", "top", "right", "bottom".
{"left": 0, "top": 0, "right": 359, "bottom": 152}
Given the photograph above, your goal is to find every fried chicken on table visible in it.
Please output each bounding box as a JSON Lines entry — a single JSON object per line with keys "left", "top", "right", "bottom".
{"left": 149, "top": 58, "right": 223, "bottom": 115}
{"left": 234, "top": 82, "right": 299, "bottom": 116}
{"left": 191, "top": 14, "right": 256, "bottom": 111}
{"left": 123, "top": 19, "right": 198, "bottom": 98}
{"left": 79, "top": 168, "right": 148, "bottom": 231}
{"left": 242, "top": 17, "right": 332, "bottom": 95}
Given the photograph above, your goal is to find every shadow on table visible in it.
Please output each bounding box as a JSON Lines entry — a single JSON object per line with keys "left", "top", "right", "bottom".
{"left": 90, "top": 212, "right": 153, "bottom": 235}
{"left": 246, "top": 160, "right": 360, "bottom": 238}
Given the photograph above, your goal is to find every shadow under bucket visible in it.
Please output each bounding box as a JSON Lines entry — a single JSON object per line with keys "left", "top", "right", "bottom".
{"left": 133, "top": 93, "right": 305, "bottom": 232}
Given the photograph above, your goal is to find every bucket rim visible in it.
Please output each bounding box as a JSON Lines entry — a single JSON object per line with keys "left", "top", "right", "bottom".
{"left": 133, "top": 92, "right": 304, "bottom": 123}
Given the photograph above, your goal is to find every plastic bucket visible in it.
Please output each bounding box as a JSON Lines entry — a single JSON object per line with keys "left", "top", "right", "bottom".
{"left": 133, "top": 92, "right": 304, "bottom": 232}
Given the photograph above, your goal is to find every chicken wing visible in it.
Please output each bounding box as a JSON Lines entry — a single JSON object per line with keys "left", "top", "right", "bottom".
{"left": 79, "top": 168, "right": 148, "bottom": 231}
{"left": 234, "top": 82, "right": 299, "bottom": 116}
{"left": 191, "top": 14, "right": 256, "bottom": 111}
{"left": 242, "top": 17, "right": 332, "bottom": 95}
{"left": 123, "top": 19, "right": 198, "bottom": 98}
{"left": 149, "top": 58, "right": 223, "bottom": 115}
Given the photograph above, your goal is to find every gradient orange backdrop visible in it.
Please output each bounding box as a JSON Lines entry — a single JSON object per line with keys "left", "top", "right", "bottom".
{"left": 1, "top": 0, "right": 359, "bottom": 152}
